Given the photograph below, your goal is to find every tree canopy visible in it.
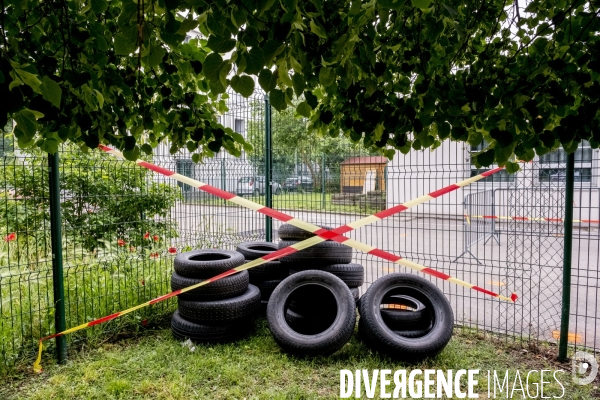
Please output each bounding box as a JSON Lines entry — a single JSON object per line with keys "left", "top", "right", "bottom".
{"left": 2, "top": 0, "right": 599, "bottom": 171}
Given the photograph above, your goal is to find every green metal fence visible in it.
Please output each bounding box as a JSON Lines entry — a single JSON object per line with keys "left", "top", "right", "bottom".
{"left": 1, "top": 90, "right": 599, "bottom": 371}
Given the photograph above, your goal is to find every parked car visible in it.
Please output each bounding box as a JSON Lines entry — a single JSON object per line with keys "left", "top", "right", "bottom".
{"left": 236, "top": 176, "right": 282, "bottom": 196}
{"left": 283, "top": 176, "right": 314, "bottom": 192}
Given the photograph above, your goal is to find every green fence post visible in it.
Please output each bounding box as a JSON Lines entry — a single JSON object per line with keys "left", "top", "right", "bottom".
{"left": 48, "top": 152, "right": 67, "bottom": 364}
{"left": 321, "top": 154, "right": 326, "bottom": 209}
{"left": 558, "top": 151, "right": 575, "bottom": 362}
{"left": 264, "top": 95, "right": 273, "bottom": 242}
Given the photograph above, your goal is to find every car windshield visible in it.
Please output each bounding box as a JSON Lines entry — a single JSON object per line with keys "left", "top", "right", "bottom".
{"left": 238, "top": 177, "right": 253, "bottom": 183}
{"left": 285, "top": 178, "right": 297, "bottom": 183}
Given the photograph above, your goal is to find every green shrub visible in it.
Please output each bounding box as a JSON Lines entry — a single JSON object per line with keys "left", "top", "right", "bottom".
{"left": 0, "top": 143, "right": 181, "bottom": 256}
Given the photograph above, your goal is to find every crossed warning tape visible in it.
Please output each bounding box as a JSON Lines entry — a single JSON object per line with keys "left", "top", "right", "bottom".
{"left": 32, "top": 145, "right": 517, "bottom": 372}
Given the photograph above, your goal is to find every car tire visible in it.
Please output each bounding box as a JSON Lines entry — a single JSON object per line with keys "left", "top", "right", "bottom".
{"left": 266, "top": 270, "right": 356, "bottom": 356}
{"left": 177, "top": 284, "right": 261, "bottom": 323}
{"left": 358, "top": 273, "right": 454, "bottom": 361}
{"left": 379, "top": 294, "right": 431, "bottom": 330}
{"left": 171, "top": 310, "right": 252, "bottom": 343}
{"left": 258, "top": 279, "right": 283, "bottom": 301}
{"left": 236, "top": 241, "right": 278, "bottom": 260}
{"left": 278, "top": 240, "right": 352, "bottom": 266}
{"left": 174, "top": 249, "right": 245, "bottom": 279}
{"left": 171, "top": 270, "right": 249, "bottom": 301}
{"left": 284, "top": 308, "right": 337, "bottom": 335}
{"left": 249, "top": 261, "right": 289, "bottom": 284}
{"left": 277, "top": 223, "right": 335, "bottom": 240}
{"left": 290, "top": 263, "right": 364, "bottom": 287}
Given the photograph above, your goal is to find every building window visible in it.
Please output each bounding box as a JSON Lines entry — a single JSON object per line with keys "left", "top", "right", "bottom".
{"left": 234, "top": 119, "right": 245, "bottom": 134}
{"left": 470, "top": 141, "right": 515, "bottom": 183}
{"left": 538, "top": 140, "right": 593, "bottom": 183}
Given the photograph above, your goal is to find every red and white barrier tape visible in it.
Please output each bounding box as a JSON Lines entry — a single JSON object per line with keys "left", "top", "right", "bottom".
{"left": 31, "top": 146, "right": 516, "bottom": 372}
{"left": 98, "top": 144, "right": 513, "bottom": 302}
{"left": 465, "top": 214, "right": 599, "bottom": 224}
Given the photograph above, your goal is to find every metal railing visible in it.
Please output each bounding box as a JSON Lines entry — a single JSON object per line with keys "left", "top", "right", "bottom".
{"left": 1, "top": 92, "right": 599, "bottom": 371}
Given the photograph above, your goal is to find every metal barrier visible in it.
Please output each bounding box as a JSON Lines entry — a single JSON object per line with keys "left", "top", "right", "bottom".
{"left": 453, "top": 189, "right": 499, "bottom": 264}
{"left": 1, "top": 91, "right": 599, "bottom": 371}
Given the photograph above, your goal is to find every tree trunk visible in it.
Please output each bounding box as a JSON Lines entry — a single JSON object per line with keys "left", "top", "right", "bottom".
{"left": 300, "top": 152, "right": 317, "bottom": 190}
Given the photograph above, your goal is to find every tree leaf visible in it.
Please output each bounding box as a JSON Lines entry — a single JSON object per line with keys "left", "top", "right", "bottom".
{"left": 147, "top": 43, "right": 166, "bottom": 68}
{"left": 269, "top": 89, "right": 287, "bottom": 111}
{"left": 305, "top": 91, "right": 318, "bottom": 109}
{"left": 263, "top": 40, "right": 285, "bottom": 64}
{"left": 377, "top": 0, "right": 406, "bottom": 10}
{"left": 203, "top": 53, "right": 224, "bottom": 82}
{"left": 292, "top": 73, "right": 305, "bottom": 96}
{"left": 14, "top": 109, "right": 40, "bottom": 139}
{"left": 230, "top": 75, "right": 255, "bottom": 97}
{"left": 39, "top": 138, "right": 59, "bottom": 154}
{"left": 13, "top": 68, "right": 42, "bottom": 93}
{"left": 40, "top": 76, "right": 61, "bottom": 108}
{"left": 178, "top": 18, "right": 199, "bottom": 35}
{"left": 318, "top": 67, "right": 335, "bottom": 86}
{"left": 207, "top": 35, "right": 236, "bottom": 53}
{"left": 258, "top": 69, "right": 277, "bottom": 93}
{"left": 441, "top": 3, "right": 457, "bottom": 17}
{"left": 296, "top": 101, "right": 312, "bottom": 117}
{"left": 114, "top": 33, "right": 137, "bottom": 55}
{"left": 411, "top": 0, "right": 431, "bottom": 9}
{"left": 91, "top": 0, "right": 108, "bottom": 13}
{"left": 123, "top": 146, "right": 141, "bottom": 161}
{"left": 476, "top": 149, "right": 496, "bottom": 167}
{"left": 245, "top": 47, "right": 265, "bottom": 75}
{"left": 310, "top": 20, "right": 327, "bottom": 39}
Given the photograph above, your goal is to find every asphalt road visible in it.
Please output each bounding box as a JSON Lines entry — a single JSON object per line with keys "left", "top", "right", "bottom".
{"left": 171, "top": 203, "right": 600, "bottom": 351}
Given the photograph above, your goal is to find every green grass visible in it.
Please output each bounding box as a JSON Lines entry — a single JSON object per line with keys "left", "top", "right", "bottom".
{"left": 0, "top": 255, "right": 176, "bottom": 375}
{"left": 196, "top": 192, "right": 381, "bottom": 215}
{"left": 1, "top": 320, "right": 597, "bottom": 399}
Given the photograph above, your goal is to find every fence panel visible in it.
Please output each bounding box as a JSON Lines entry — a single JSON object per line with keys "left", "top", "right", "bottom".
{"left": 1, "top": 95, "right": 599, "bottom": 370}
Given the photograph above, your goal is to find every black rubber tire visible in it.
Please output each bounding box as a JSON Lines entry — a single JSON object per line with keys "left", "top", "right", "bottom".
{"left": 379, "top": 294, "right": 431, "bottom": 330}
{"left": 278, "top": 240, "right": 352, "bottom": 266}
{"left": 284, "top": 308, "right": 337, "bottom": 335}
{"left": 174, "top": 249, "right": 245, "bottom": 279}
{"left": 358, "top": 273, "right": 454, "bottom": 362}
{"left": 249, "top": 261, "right": 289, "bottom": 284}
{"left": 290, "top": 263, "right": 364, "bottom": 287}
{"left": 351, "top": 287, "right": 360, "bottom": 303}
{"left": 267, "top": 270, "right": 356, "bottom": 356}
{"left": 278, "top": 223, "right": 334, "bottom": 240}
{"left": 258, "top": 279, "right": 283, "bottom": 301}
{"left": 177, "top": 284, "right": 261, "bottom": 323}
{"left": 236, "top": 241, "right": 278, "bottom": 260}
{"left": 171, "top": 270, "right": 249, "bottom": 301}
{"left": 393, "top": 327, "right": 433, "bottom": 338}
{"left": 171, "top": 310, "right": 251, "bottom": 343}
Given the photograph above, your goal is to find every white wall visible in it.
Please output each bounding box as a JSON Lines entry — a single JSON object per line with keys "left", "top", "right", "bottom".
{"left": 388, "top": 141, "right": 600, "bottom": 223}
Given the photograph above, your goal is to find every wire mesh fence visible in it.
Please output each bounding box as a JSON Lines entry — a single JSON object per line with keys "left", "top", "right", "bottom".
{"left": 1, "top": 91, "right": 599, "bottom": 369}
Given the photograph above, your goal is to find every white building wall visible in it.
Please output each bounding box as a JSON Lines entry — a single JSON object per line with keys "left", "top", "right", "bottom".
{"left": 388, "top": 141, "right": 600, "bottom": 223}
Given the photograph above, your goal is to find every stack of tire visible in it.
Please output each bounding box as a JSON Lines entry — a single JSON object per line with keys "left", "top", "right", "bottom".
{"left": 278, "top": 223, "right": 363, "bottom": 300}
{"left": 170, "top": 249, "right": 261, "bottom": 343}
{"left": 276, "top": 223, "right": 364, "bottom": 333}
{"left": 235, "top": 241, "right": 289, "bottom": 310}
